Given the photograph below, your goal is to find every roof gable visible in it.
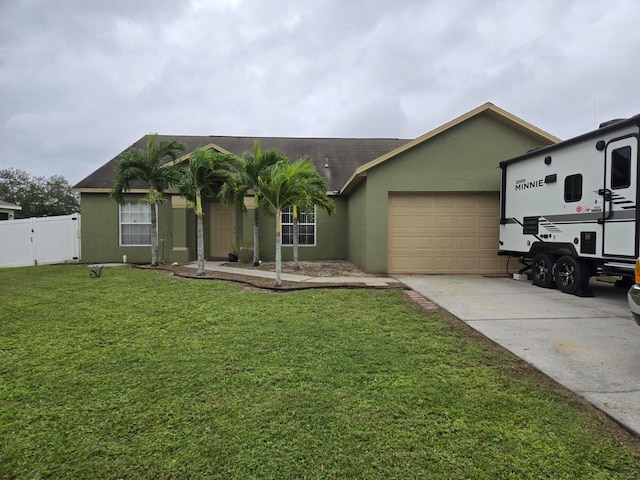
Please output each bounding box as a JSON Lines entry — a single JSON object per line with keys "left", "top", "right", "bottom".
{"left": 338, "top": 102, "right": 560, "bottom": 193}
{"left": 167, "top": 142, "right": 233, "bottom": 167}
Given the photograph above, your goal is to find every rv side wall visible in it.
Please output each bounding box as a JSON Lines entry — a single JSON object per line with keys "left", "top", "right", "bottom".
{"left": 499, "top": 123, "right": 640, "bottom": 265}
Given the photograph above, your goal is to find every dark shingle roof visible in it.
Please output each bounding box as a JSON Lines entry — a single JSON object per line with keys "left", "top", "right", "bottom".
{"left": 73, "top": 135, "right": 411, "bottom": 192}
{"left": 0, "top": 199, "right": 22, "bottom": 210}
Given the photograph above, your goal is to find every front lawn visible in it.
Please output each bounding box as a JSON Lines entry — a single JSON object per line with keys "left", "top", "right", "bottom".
{"left": 1, "top": 265, "right": 639, "bottom": 478}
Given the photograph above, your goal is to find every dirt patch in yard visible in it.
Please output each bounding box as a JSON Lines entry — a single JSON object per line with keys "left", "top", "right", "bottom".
{"left": 137, "top": 260, "right": 398, "bottom": 291}
{"left": 222, "top": 260, "right": 380, "bottom": 277}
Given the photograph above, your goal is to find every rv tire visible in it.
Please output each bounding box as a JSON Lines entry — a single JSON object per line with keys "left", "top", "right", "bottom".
{"left": 532, "top": 253, "right": 557, "bottom": 288}
{"left": 554, "top": 255, "right": 589, "bottom": 295}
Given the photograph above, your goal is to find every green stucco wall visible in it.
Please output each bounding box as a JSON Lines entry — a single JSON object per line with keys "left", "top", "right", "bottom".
{"left": 354, "top": 113, "right": 550, "bottom": 273}
{"left": 346, "top": 182, "right": 367, "bottom": 271}
{"left": 79, "top": 193, "right": 195, "bottom": 264}
{"left": 235, "top": 197, "right": 348, "bottom": 262}
{"left": 81, "top": 190, "right": 349, "bottom": 266}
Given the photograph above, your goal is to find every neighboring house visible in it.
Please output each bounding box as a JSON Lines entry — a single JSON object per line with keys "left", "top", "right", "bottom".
{"left": 0, "top": 200, "right": 21, "bottom": 220}
{"left": 73, "top": 103, "right": 559, "bottom": 274}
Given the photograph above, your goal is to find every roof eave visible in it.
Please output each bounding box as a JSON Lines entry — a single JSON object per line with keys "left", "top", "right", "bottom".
{"left": 337, "top": 102, "right": 560, "bottom": 193}
{"left": 72, "top": 188, "right": 149, "bottom": 194}
{"left": 339, "top": 172, "right": 366, "bottom": 195}
{"left": 165, "top": 142, "right": 233, "bottom": 167}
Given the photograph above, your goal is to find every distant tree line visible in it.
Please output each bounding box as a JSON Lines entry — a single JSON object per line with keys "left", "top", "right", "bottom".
{"left": 0, "top": 168, "right": 79, "bottom": 218}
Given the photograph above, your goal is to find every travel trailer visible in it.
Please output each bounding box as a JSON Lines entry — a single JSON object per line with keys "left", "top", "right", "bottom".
{"left": 498, "top": 114, "right": 640, "bottom": 296}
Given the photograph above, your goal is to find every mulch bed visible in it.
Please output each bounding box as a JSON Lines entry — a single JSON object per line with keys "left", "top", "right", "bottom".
{"left": 134, "top": 263, "right": 405, "bottom": 292}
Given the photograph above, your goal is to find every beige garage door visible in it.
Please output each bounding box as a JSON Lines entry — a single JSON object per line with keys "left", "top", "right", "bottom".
{"left": 388, "top": 193, "right": 505, "bottom": 274}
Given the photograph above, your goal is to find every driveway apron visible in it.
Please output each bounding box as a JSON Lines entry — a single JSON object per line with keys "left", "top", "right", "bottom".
{"left": 396, "top": 275, "right": 640, "bottom": 436}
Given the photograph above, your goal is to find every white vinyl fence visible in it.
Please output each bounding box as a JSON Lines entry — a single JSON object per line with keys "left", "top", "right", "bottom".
{"left": 0, "top": 214, "right": 81, "bottom": 268}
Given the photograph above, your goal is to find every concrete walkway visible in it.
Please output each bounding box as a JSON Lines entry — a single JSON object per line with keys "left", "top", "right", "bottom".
{"left": 397, "top": 275, "right": 640, "bottom": 437}
{"left": 186, "top": 261, "right": 400, "bottom": 286}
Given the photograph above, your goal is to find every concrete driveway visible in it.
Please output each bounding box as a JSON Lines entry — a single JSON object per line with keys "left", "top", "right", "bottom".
{"left": 395, "top": 275, "right": 640, "bottom": 436}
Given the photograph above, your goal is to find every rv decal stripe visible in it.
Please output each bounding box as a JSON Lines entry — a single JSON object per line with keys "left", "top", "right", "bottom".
{"left": 543, "top": 209, "right": 636, "bottom": 223}
{"left": 504, "top": 209, "right": 636, "bottom": 231}
{"left": 505, "top": 211, "right": 635, "bottom": 225}
{"left": 512, "top": 217, "right": 544, "bottom": 242}
{"left": 540, "top": 212, "right": 601, "bottom": 222}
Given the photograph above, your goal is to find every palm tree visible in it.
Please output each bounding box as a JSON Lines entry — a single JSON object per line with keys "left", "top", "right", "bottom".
{"left": 290, "top": 158, "right": 335, "bottom": 269}
{"left": 258, "top": 158, "right": 336, "bottom": 286}
{"left": 176, "top": 148, "right": 239, "bottom": 276}
{"left": 111, "top": 133, "right": 186, "bottom": 266}
{"left": 219, "top": 139, "right": 286, "bottom": 265}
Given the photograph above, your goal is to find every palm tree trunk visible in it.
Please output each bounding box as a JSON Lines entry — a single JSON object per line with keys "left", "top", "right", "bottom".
{"left": 275, "top": 210, "right": 282, "bottom": 287}
{"left": 150, "top": 202, "right": 159, "bottom": 266}
{"left": 196, "top": 212, "right": 205, "bottom": 275}
{"left": 253, "top": 192, "right": 260, "bottom": 266}
{"left": 292, "top": 205, "right": 299, "bottom": 270}
{"left": 196, "top": 191, "right": 205, "bottom": 276}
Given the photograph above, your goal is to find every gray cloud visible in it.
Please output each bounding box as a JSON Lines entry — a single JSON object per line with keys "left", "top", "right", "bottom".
{"left": 1, "top": 0, "right": 639, "bottom": 185}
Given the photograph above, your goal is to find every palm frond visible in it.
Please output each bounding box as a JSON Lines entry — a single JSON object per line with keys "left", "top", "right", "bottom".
{"left": 219, "top": 140, "right": 286, "bottom": 210}
{"left": 177, "top": 149, "right": 241, "bottom": 208}
{"left": 110, "top": 133, "right": 187, "bottom": 202}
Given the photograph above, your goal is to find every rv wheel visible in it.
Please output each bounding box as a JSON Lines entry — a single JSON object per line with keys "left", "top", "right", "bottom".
{"left": 532, "top": 253, "right": 557, "bottom": 288}
{"left": 554, "top": 255, "right": 588, "bottom": 294}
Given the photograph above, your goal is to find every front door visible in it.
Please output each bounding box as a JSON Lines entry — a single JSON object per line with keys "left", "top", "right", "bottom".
{"left": 602, "top": 136, "right": 638, "bottom": 257}
{"left": 209, "top": 203, "right": 236, "bottom": 258}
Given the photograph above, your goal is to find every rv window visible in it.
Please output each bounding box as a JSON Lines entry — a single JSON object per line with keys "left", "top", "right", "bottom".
{"left": 611, "top": 146, "right": 632, "bottom": 189}
{"left": 564, "top": 174, "right": 582, "bottom": 202}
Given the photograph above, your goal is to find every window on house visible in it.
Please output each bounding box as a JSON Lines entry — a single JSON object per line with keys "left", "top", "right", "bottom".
{"left": 611, "top": 146, "right": 632, "bottom": 189}
{"left": 281, "top": 206, "right": 316, "bottom": 246}
{"left": 564, "top": 174, "right": 583, "bottom": 203}
{"left": 120, "top": 201, "right": 152, "bottom": 246}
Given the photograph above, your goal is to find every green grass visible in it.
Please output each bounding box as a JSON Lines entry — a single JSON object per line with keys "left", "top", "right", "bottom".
{"left": 1, "top": 265, "right": 639, "bottom": 479}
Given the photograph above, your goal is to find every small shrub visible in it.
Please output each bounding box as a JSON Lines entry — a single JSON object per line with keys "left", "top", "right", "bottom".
{"left": 89, "top": 264, "right": 107, "bottom": 278}
{"left": 231, "top": 240, "right": 254, "bottom": 264}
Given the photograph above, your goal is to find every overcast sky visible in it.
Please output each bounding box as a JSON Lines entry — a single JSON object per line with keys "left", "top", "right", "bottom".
{"left": 1, "top": 0, "right": 639, "bottom": 186}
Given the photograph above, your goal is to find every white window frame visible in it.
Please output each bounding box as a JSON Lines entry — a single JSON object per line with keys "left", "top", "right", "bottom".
{"left": 119, "top": 201, "right": 154, "bottom": 246}
{"left": 281, "top": 206, "right": 316, "bottom": 247}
